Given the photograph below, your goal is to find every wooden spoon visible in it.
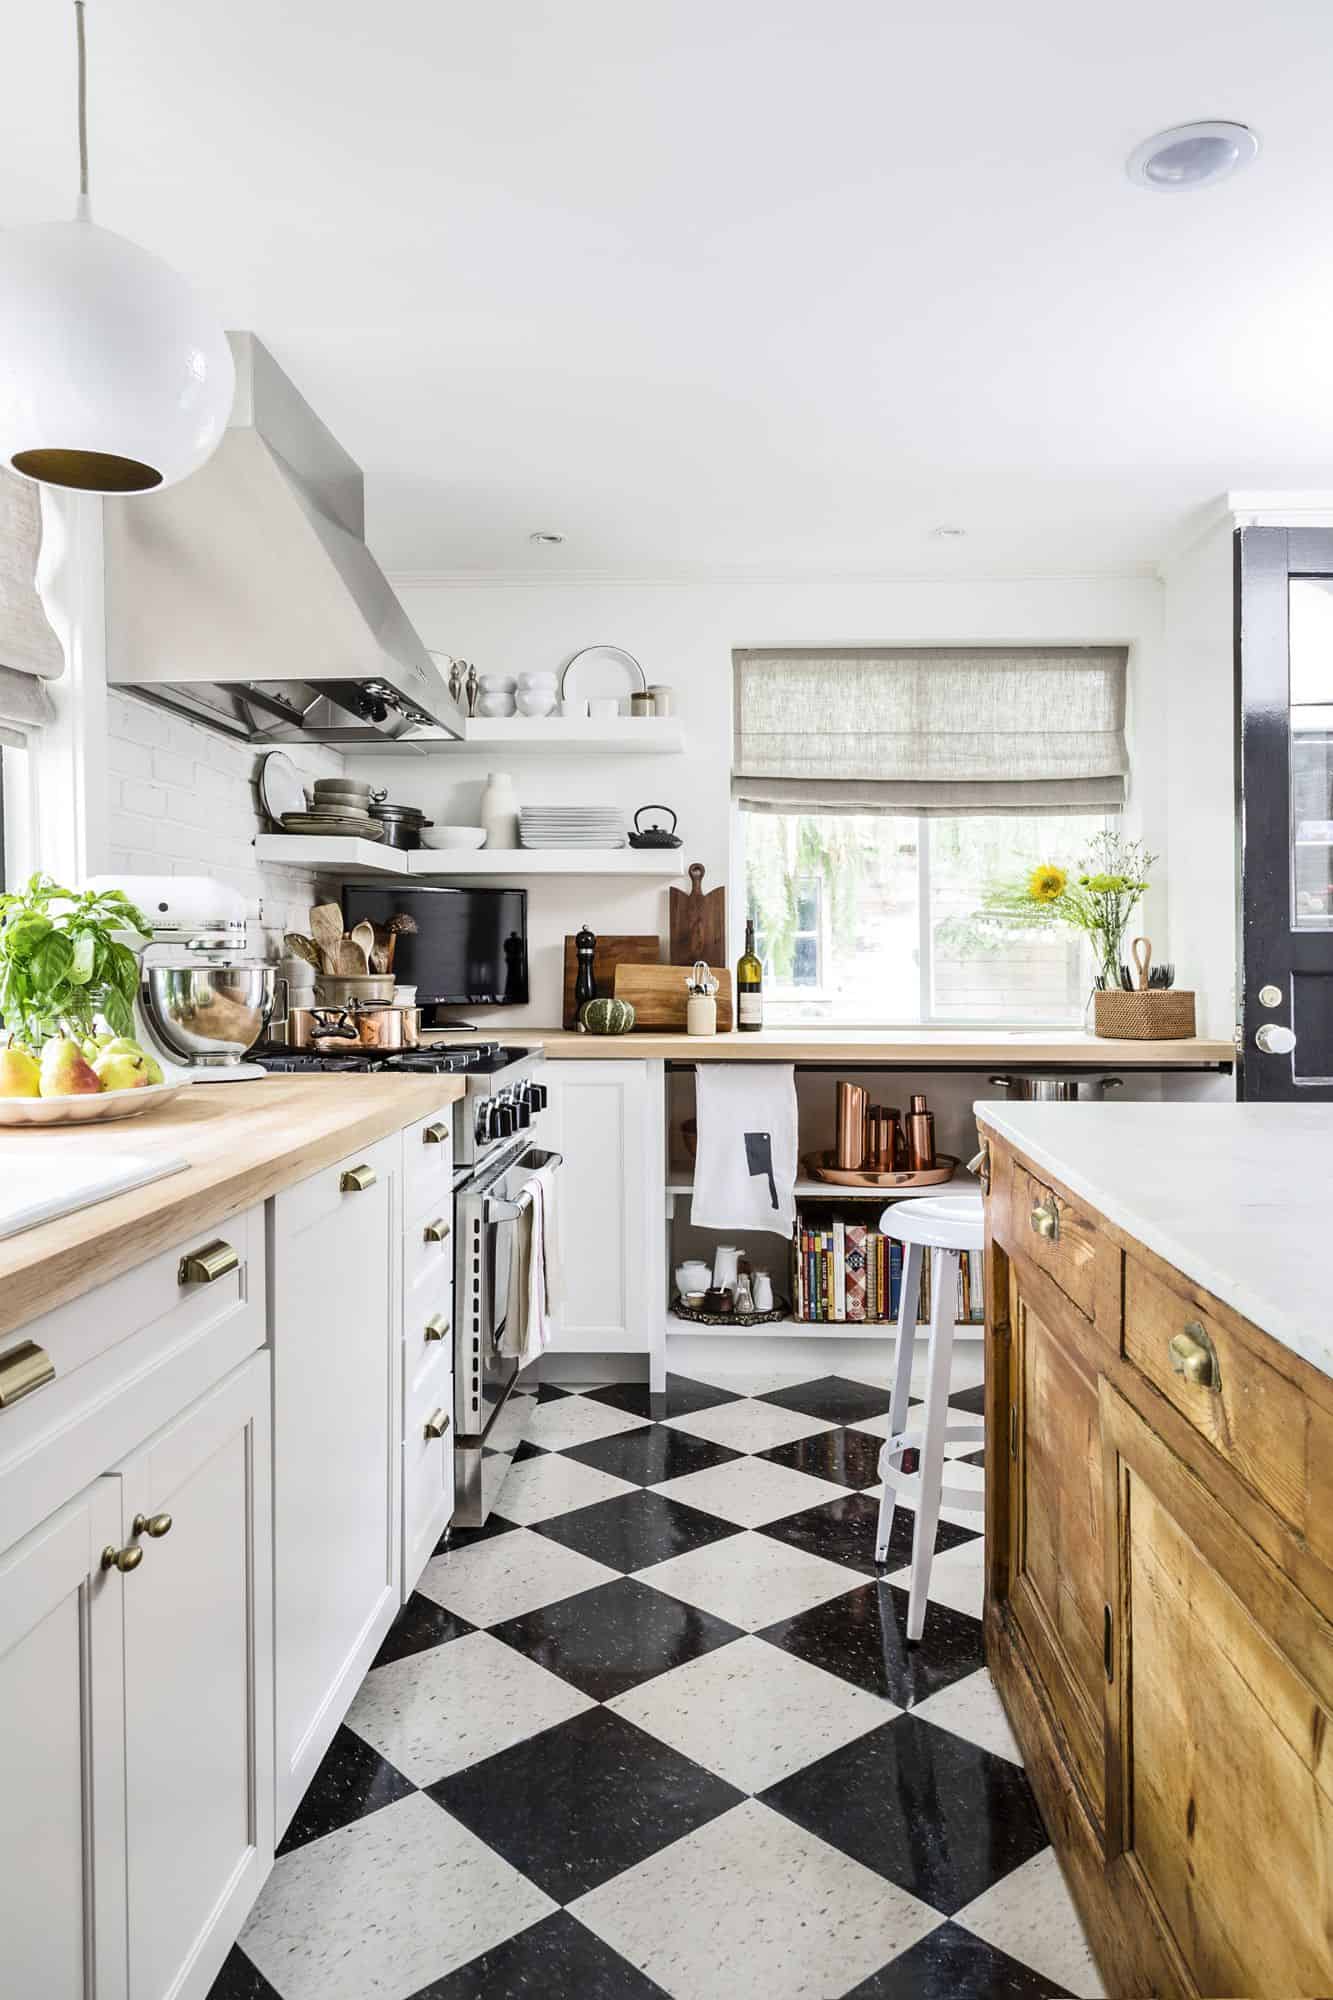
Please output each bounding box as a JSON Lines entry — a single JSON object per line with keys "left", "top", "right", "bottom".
{"left": 309, "top": 903, "right": 344, "bottom": 975}
{"left": 283, "top": 933, "right": 322, "bottom": 971}
{"left": 335, "top": 937, "right": 370, "bottom": 976}
{"left": 350, "top": 920, "right": 376, "bottom": 972}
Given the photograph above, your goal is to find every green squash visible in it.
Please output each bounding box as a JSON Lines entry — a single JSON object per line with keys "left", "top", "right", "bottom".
{"left": 578, "top": 997, "right": 636, "bottom": 1035}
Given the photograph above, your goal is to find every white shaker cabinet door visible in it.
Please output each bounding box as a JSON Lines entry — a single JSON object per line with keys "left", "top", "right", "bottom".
{"left": 270, "top": 1136, "right": 401, "bottom": 1836}
{"left": 117, "top": 1351, "right": 273, "bottom": 2000}
{"left": 0, "top": 1479, "right": 127, "bottom": 2000}
{"left": 546, "top": 1061, "right": 664, "bottom": 1365}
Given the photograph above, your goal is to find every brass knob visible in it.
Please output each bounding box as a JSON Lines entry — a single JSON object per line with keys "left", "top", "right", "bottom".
{"left": 424, "top": 1409, "right": 450, "bottom": 1440}
{"left": 423, "top": 1217, "right": 449, "bottom": 1244}
{"left": 1168, "top": 1322, "right": 1221, "bottom": 1393}
{"left": 424, "top": 1315, "right": 449, "bottom": 1342}
{"left": 0, "top": 1339, "right": 55, "bottom": 1408}
{"left": 423, "top": 1122, "right": 450, "bottom": 1146}
{"left": 340, "top": 1163, "right": 377, "bottom": 1193}
{"left": 178, "top": 1240, "right": 239, "bottom": 1286}
{"left": 101, "top": 1544, "right": 143, "bottom": 1574}
{"left": 967, "top": 1142, "right": 991, "bottom": 1194}
{"left": 132, "top": 1512, "right": 173, "bottom": 1539}
{"left": 1029, "top": 1196, "right": 1059, "bottom": 1241}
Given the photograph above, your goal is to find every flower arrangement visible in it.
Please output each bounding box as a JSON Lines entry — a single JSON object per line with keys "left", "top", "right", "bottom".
{"left": 1020, "top": 832, "right": 1156, "bottom": 989}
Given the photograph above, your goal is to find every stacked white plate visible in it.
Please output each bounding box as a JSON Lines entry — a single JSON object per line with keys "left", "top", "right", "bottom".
{"left": 519, "top": 807, "right": 626, "bottom": 849}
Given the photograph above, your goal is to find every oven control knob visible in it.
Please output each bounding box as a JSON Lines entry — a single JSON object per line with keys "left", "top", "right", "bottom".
{"left": 475, "top": 1100, "right": 492, "bottom": 1143}
{"left": 529, "top": 1083, "right": 547, "bottom": 1112}
{"left": 496, "top": 1102, "right": 516, "bottom": 1138}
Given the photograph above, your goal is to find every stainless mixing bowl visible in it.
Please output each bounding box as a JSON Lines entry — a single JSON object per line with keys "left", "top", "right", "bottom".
{"left": 143, "top": 963, "right": 277, "bottom": 1066}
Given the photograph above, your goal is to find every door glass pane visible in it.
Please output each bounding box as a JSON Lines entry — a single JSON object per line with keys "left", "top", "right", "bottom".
{"left": 1288, "top": 578, "right": 1333, "bottom": 929}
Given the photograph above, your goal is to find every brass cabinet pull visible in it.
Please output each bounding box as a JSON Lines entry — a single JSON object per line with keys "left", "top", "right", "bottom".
{"left": 1168, "top": 1321, "right": 1222, "bottom": 1393}
{"left": 1029, "top": 1195, "right": 1059, "bottom": 1242}
{"left": 178, "top": 1240, "right": 239, "bottom": 1286}
{"left": 132, "top": 1512, "right": 173, "bottom": 1539}
{"left": 968, "top": 1142, "right": 991, "bottom": 1194}
{"left": 423, "top": 1409, "right": 450, "bottom": 1440}
{"left": 101, "top": 1544, "right": 143, "bottom": 1574}
{"left": 0, "top": 1339, "right": 55, "bottom": 1408}
{"left": 424, "top": 1315, "right": 449, "bottom": 1342}
{"left": 423, "top": 1217, "right": 450, "bottom": 1244}
{"left": 340, "top": 1163, "right": 377, "bottom": 1193}
{"left": 423, "top": 1122, "right": 450, "bottom": 1146}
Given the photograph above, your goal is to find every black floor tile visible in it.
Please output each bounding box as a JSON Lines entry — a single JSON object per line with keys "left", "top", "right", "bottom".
{"left": 428, "top": 1705, "right": 743, "bottom": 1902}
{"left": 490, "top": 1575, "right": 743, "bottom": 1701}
{"left": 759, "top": 1491, "right": 978, "bottom": 1576}
{"left": 205, "top": 1946, "right": 284, "bottom": 2000}
{"left": 758, "top": 1374, "right": 894, "bottom": 1426}
{"left": 563, "top": 1421, "right": 742, "bottom": 1487}
{"left": 949, "top": 1381, "right": 987, "bottom": 1415}
{"left": 535, "top": 1380, "right": 571, "bottom": 1401}
{"left": 435, "top": 1511, "right": 520, "bottom": 1556}
{"left": 531, "top": 1486, "right": 743, "bottom": 1572}
{"left": 409, "top": 1910, "right": 671, "bottom": 1999}
{"left": 758, "top": 1425, "right": 886, "bottom": 1490}
{"left": 275, "top": 1724, "right": 416, "bottom": 1856}
{"left": 960, "top": 1446, "right": 987, "bottom": 1468}
{"left": 842, "top": 1921, "right": 1072, "bottom": 1999}
{"left": 758, "top": 1579, "right": 985, "bottom": 1706}
{"left": 761, "top": 1712, "right": 1049, "bottom": 1915}
{"left": 372, "top": 1591, "right": 474, "bottom": 1669}
{"left": 511, "top": 1437, "right": 547, "bottom": 1462}
{"left": 583, "top": 1374, "right": 742, "bottom": 1421}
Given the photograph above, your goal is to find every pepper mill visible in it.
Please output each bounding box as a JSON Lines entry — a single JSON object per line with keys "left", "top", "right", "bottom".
{"left": 574, "top": 925, "right": 597, "bottom": 1014}
{"left": 464, "top": 662, "right": 479, "bottom": 718}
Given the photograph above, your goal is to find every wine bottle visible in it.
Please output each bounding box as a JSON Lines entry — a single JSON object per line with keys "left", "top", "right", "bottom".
{"left": 737, "top": 918, "right": 763, "bottom": 1033}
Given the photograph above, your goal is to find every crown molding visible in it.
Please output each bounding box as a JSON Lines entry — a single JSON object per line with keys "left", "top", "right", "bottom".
{"left": 386, "top": 561, "right": 1162, "bottom": 590}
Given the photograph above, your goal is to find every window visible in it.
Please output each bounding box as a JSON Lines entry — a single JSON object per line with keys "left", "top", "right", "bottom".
{"left": 746, "top": 810, "right": 1107, "bottom": 1025}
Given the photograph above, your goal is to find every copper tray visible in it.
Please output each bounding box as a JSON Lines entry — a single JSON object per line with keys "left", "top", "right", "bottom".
{"left": 802, "top": 1150, "right": 960, "bottom": 1189}
{"left": 671, "top": 1296, "right": 789, "bottom": 1327}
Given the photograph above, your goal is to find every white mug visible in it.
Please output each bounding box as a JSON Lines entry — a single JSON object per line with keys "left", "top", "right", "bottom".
{"left": 712, "top": 1245, "right": 741, "bottom": 1292}
{"left": 587, "top": 696, "right": 620, "bottom": 719}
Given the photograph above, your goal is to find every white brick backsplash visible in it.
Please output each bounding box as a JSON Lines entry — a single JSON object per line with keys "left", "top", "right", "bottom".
{"left": 120, "top": 779, "right": 168, "bottom": 818}
{"left": 108, "top": 734, "right": 153, "bottom": 780}
{"left": 150, "top": 747, "right": 196, "bottom": 789}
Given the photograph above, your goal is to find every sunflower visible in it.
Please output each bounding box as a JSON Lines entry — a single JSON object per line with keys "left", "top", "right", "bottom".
{"left": 1027, "top": 864, "right": 1067, "bottom": 903}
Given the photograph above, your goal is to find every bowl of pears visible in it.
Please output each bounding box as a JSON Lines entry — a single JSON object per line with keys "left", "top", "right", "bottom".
{"left": 0, "top": 1031, "right": 192, "bottom": 1127}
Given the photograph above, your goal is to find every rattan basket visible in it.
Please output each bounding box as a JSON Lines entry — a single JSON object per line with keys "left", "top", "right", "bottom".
{"left": 1093, "top": 937, "right": 1196, "bottom": 1040}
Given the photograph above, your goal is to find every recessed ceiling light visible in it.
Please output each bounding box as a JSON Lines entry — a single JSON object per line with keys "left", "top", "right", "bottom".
{"left": 1126, "top": 121, "right": 1259, "bottom": 193}
{"left": 930, "top": 524, "right": 967, "bottom": 539}
{"left": 528, "top": 530, "right": 565, "bottom": 544}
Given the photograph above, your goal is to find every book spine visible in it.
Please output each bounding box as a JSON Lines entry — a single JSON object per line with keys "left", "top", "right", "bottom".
{"left": 833, "top": 1220, "right": 846, "bottom": 1322}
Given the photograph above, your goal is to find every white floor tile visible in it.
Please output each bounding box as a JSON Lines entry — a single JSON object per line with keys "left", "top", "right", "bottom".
{"left": 909, "top": 1667, "right": 1021, "bottom": 1764}
{"left": 609, "top": 1635, "right": 891, "bottom": 1792}
{"left": 886, "top": 1532, "right": 985, "bottom": 1620}
{"left": 652, "top": 1454, "right": 847, "bottom": 1528}
{"left": 494, "top": 1451, "right": 636, "bottom": 1524}
{"left": 664, "top": 1397, "right": 833, "bottom": 1454}
{"left": 346, "top": 1631, "right": 592, "bottom": 1785}
{"left": 241, "top": 1791, "right": 554, "bottom": 2000}
{"left": 572, "top": 1798, "right": 941, "bottom": 2000}
{"left": 955, "top": 1846, "right": 1109, "bottom": 1999}
{"left": 526, "top": 1395, "right": 647, "bottom": 1452}
{"left": 418, "top": 1527, "right": 618, "bottom": 1626}
{"left": 641, "top": 1529, "right": 859, "bottom": 1631}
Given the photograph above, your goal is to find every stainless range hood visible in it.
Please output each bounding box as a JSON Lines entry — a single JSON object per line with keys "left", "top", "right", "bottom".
{"left": 105, "top": 333, "right": 463, "bottom": 744}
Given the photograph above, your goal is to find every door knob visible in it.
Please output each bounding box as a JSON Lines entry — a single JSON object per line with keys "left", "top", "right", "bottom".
{"left": 1256, "top": 1024, "right": 1296, "bottom": 1055}
{"left": 132, "top": 1512, "right": 173, "bottom": 1539}
{"left": 101, "top": 1544, "right": 143, "bottom": 1574}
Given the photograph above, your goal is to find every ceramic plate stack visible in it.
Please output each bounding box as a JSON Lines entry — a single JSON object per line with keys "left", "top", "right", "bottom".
{"left": 281, "top": 778, "right": 386, "bottom": 840}
{"left": 519, "top": 807, "right": 626, "bottom": 849}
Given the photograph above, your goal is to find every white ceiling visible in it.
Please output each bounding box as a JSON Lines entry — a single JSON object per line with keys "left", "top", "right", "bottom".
{"left": 7, "top": 0, "right": 1333, "bottom": 577}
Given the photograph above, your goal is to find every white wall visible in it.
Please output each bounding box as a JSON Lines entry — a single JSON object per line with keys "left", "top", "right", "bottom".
{"left": 344, "top": 569, "right": 1171, "bottom": 1025}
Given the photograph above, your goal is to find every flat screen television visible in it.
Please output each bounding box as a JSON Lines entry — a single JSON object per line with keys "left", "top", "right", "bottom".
{"left": 341, "top": 885, "right": 528, "bottom": 1019}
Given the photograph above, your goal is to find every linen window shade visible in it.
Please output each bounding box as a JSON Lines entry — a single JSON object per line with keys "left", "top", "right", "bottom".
{"left": 0, "top": 469, "right": 62, "bottom": 740}
{"left": 732, "top": 645, "right": 1128, "bottom": 816}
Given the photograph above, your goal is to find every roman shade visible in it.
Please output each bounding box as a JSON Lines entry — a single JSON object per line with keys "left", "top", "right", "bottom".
{"left": 732, "top": 645, "right": 1129, "bottom": 816}
{"left": 0, "top": 468, "right": 62, "bottom": 742}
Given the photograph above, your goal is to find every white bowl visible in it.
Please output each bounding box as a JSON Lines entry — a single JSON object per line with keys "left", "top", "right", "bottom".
{"left": 420, "top": 826, "right": 487, "bottom": 850}
{"left": 477, "top": 694, "right": 516, "bottom": 717}
{"left": 516, "top": 672, "right": 558, "bottom": 688}
{"left": 515, "top": 688, "right": 556, "bottom": 717}
{"left": 478, "top": 674, "right": 516, "bottom": 691}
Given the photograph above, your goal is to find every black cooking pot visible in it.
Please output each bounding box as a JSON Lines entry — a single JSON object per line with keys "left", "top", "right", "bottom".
{"left": 369, "top": 801, "right": 433, "bottom": 850}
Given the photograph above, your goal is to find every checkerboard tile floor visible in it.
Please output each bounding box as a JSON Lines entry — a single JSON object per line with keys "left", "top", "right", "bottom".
{"left": 208, "top": 1371, "right": 1107, "bottom": 2000}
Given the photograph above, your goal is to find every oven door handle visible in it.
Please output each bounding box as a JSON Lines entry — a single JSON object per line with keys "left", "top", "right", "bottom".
{"left": 482, "top": 1150, "right": 564, "bottom": 1223}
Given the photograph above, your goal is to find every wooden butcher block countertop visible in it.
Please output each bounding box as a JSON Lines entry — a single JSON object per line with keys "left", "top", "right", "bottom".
{"left": 0, "top": 1074, "right": 464, "bottom": 1342}
{"left": 526, "top": 1027, "right": 1236, "bottom": 1065}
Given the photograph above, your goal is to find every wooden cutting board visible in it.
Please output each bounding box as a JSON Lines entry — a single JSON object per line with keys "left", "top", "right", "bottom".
{"left": 613, "top": 964, "right": 734, "bottom": 1032}
{"left": 562, "top": 934, "right": 661, "bottom": 1029}
{"left": 669, "top": 863, "right": 727, "bottom": 969}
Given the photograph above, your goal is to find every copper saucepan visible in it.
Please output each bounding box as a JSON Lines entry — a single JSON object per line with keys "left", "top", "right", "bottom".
{"left": 288, "top": 1004, "right": 421, "bottom": 1053}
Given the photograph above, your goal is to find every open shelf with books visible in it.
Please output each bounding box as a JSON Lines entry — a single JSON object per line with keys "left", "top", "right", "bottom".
{"left": 791, "top": 1199, "right": 984, "bottom": 1328}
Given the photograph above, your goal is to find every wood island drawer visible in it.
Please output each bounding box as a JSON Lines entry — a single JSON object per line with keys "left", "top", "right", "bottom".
{"left": 1123, "top": 1253, "right": 1325, "bottom": 1536}
{"left": 1010, "top": 1158, "right": 1104, "bottom": 1323}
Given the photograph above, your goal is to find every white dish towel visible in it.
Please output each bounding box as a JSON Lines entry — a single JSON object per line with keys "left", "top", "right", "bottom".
{"left": 500, "top": 1157, "right": 563, "bottom": 1367}
{"left": 690, "top": 1064, "right": 798, "bottom": 1240}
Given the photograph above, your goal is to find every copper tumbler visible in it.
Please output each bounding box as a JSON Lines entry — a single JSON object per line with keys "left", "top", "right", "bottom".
{"left": 835, "top": 1082, "right": 868, "bottom": 1169}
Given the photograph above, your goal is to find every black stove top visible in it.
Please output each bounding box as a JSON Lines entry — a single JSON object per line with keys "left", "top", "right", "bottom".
{"left": 251, "top": 1040, "right": 534, "bottom": 1078}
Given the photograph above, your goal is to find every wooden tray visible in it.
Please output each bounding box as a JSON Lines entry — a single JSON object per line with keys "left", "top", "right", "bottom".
{"left": 671, "top": 1295, "right": 788, "bottom": 1327}
{"left": 613, "top": 963, "right": 734, "bottom": 1032}
{"left": 562, "top": 933, "right": 661, "bottom": 1029}
{"left": 669, "top": 862, "right": 727, "bottom": 968}
{"left": 801, "top": 1150, "right": 960, "bottom": 1189}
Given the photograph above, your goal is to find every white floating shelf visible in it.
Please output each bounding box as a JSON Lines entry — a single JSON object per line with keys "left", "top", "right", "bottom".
{"left": 254, "top": 835, "right": 684, "bottom": 879}
{"left": 254, "top": 835, "right": 408, "bottom": 874}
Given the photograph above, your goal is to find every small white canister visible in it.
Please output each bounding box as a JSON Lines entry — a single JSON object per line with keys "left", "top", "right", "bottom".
{"left": 686, "top": 992, "right": 717, "bottom": 1036}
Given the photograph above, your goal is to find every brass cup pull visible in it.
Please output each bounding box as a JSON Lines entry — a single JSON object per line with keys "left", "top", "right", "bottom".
{"left": 423, "top": 1122, "right": 450, "bottom": 1146}
{"left": 967, "top": 1142, "right": 991, "bottom": 1194}
{"left": 1169, "top": 1322, "right": 1221, "bottom": 1393}
{"left": 178, "top": 1239, "right": 239, "bottom": 1286}
{"left": 133, "top": 1512, "right": 173, "bottom": 1539}
{"left": 424, "top": 1409, "right": 450, "bottom": 1440}
{"left": 424, "top": 1315, "right": 449, "bottom": 1342}
{"left": 423, "top": 1218, "right": 450, "bottom": 1244}
{"left": 340, "top": 1164, "right": 377, "bottom": 1193}
{"left": 102, "top": 1544, "right": 143, "bottom": 1574}
{"left": 1029, "top": 1196, "right": 1059, "bottom": 1242}
{"left": 0, "top": 1339, "right": 55, "bottom": 1408}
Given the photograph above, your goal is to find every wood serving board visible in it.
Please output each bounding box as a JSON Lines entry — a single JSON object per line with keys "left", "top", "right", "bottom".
{"left": 562, "top": 934, "right": 661, "bottom": 1029}
{"left": 613, "top": 963, "right": 734, "bottom": 1032}
{"left": 669, "top": 863, "right": 727, "bottom": 968}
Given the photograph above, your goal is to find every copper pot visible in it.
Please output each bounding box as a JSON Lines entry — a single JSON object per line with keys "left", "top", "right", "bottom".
{"left": 350, "top": 1006, "right": 420, "bottom": 1051}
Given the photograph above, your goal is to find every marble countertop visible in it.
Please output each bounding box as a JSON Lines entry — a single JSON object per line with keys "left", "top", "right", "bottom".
{"left": 975, "top": 1100, "right": 1333, "bottom": 1380}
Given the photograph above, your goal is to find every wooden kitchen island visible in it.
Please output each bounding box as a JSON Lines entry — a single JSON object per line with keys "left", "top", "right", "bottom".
{"left": 976, "top": 1101, "right": 1333, "bottom": 2000}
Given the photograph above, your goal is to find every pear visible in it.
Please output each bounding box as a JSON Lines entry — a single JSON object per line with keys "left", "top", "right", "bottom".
{"left": 39, "top": 1036, "right": 103, "bottom": 1097}
{"left": 92, "top": 1048, "right": 152, "bottom": 1092}
{"left": 0, "top": 1046, "right": 41, "bottom": 1097}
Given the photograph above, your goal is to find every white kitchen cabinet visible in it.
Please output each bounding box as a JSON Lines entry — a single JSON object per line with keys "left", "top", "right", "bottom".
{"left": 546, "top": 1061, "right": 665, "bottom": 1387}
{"left": 270, "top": 1134, "right": 401, "bottom": 1836}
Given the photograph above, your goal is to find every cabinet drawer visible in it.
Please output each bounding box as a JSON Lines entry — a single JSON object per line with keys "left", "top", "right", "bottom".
{"left": 405, "top": 1204, "right": 453, "bottom": 1299}
{"left": 402, "top": 1393, "right": 454, "bottom": 1593}
{"left": 1011, "top": 1159, "right": 1103, "bottom": 1322}
{"left": 1123, "top": 1253, "right": 1319, "bottom": 1535}
{"left": 405, "top": 1308, "right": 453, "bottom": 1413}
{"left": 403, "top": 1105, "right": 454, "bottom": 1220}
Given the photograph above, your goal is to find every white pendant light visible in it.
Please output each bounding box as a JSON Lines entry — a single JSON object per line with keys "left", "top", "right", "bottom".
{"left": 0, "top": 0, "right": 234, "bottom": 494}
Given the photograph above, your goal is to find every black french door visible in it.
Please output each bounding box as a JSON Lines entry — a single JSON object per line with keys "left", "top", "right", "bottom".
{"left": 1236, "top": 526, "right": 1333, "bottom": 1099}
